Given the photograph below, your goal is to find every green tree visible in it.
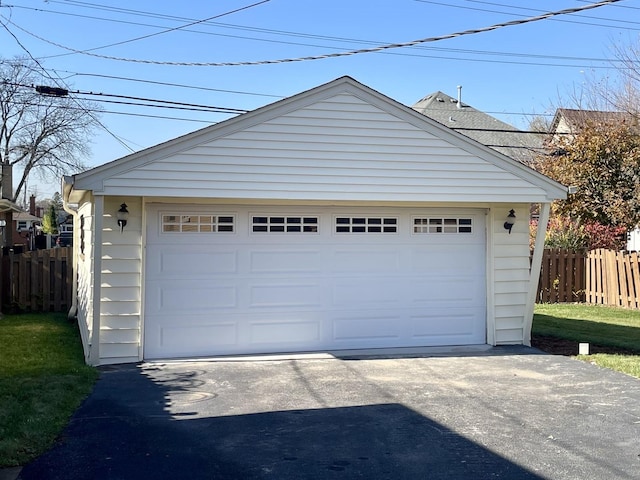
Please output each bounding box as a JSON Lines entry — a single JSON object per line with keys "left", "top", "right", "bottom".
{"left": 535, "top": 121, "right": 640, "bottom": 228}
{"left": 41, "top": 204, "right": 58, "bottom": 235}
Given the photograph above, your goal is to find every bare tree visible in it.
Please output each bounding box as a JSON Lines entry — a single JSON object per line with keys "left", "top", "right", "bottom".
{"left": 0, "top": 57, "right": 99, "bottom": 203}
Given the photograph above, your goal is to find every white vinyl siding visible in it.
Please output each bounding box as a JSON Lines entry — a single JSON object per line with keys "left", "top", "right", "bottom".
{"left": 491, "top": 204, "right": 532, "bottom": 345}
{"left": 77, "top": 90, "right": 560, "bottom": 203}
{"left": 98, "top": 197, "right": 143, "bottom": 364}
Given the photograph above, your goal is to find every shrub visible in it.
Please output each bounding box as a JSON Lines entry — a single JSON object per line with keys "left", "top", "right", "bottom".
{"left": 530, "top": 217, "right": 626, "bottom": 251}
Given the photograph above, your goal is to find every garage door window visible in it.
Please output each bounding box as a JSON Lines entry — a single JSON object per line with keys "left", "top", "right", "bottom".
{"left": 413, "top": 217, "right": 472, "bottom": 234}
{"left": 162, "top": 214, "right": 234, "bottom": 233}
{"left": 335, "top": 217, "right": 398, "bottom": 233}
{"left": 252, "top": 216, "right": 319, "bottom": 233}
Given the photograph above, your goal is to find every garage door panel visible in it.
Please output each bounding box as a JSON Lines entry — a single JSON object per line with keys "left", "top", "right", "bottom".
{"left": 161, "top": 323, "right": 238, "bottom": 349}
{"left": 411, "top": 248, "right": 483, "bottom": 271}
{"left": 409, "top": 277, "right": 485, "bottom": 304}
{"left": 333, "top": 315, "right": 403, "bottom": 341}
{"left": 145, "top": 281, "right": 238, "bottom": 313}
{"left": 331, "top": 250, "right": 401, "bottom": 273}
{"left": 145, "top": 321, "right": 239, "bottom": 359}
{"left": 410, "top": 309, "right": 484, "bottom": 339}
{"left": 248, "top": 319, "right": 321, "bottom": 345}
{"left": 248, "top": 283, "right": 322, "bottom": 308}
{"left": 146, "top": 248, "right": 238, "bottom": 276}
{"left": 249, "top": 250, "right": 323, "bottom": 274}
{"left": 332, "top": 279, "right": 403, "bottom": 306}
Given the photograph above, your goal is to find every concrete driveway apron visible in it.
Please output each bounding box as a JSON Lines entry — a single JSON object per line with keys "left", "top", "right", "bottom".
{"left": 18, "top": 347, "right": 640, "bottom": 479}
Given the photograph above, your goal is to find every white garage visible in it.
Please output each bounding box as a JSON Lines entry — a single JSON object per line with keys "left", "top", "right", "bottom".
{"left": 143, "top": 205, "right": 486, "bottom": 359}
{"left": 62, "top": 76, "right": 566, "bottom": 365}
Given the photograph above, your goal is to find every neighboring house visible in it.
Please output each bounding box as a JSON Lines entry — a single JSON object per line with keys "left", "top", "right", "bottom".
{"left": 11, "top": 196, "right": 42, "bottom": 251}
{"left": 58, "top": 215, "right": 73, "bottom": 234}
{"left": 549, "top": 108, "right": 635, "bottom": 138}
{"left": 11, "top": 211, "right": 41, "bottom": 251}
{"left": 412, "top": 89, "right": 545, "bottom": 166}
{"left": 62, "top": 76, "right": 566, "bottom": 366}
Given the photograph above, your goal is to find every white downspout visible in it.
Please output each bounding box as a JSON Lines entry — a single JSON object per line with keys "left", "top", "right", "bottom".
{"left": 61, "top": 176, "right": 78, "bottom": 320}
{"left": 523, "top": 202, "right": 551, "bottom": 346}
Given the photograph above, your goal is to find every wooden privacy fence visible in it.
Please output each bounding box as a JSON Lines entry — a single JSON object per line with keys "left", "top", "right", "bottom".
{"left": 537, "top": 248, "right": 586, "bottom": 303}
{"left": 536, "top": 248, "right": 640, "bottom": 308}
{"left": 2, "top": 247, "right": 72, "bottom": 312}
{"left": 586, "top": 249, "right": 640, "bottom": 309}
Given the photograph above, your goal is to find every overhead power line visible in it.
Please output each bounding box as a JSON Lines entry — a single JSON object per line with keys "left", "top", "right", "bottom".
{"left": 0, "top": 0, "right": 623, "bottom": 67}
{"left": 69, "top": 0, "right": 270, "bottom": 54}
{"left": 416, "top": 0, "right": 639, "bottom": 28}
{"left": 2, "top": 3, "right": 627, "bottom": 68}
{"left": 5, "top": 81, "right": 250, "bottom": 114}
{"left": 52, "top": 71, "right": 284, "bottom": 99}
{"left": 75, "top": 91, "right": 248, "bottom": 114}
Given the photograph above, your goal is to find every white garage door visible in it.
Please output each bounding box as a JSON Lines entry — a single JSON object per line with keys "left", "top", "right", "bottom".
{"left": 143, "top": 205, "right": 486, "bottom": 359}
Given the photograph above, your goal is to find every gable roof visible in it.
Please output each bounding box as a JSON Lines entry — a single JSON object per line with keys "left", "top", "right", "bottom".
{"left": 66, "top": 76, "right": 566, "bottom": 204}
{"left": 550, "top": 108, "right": 638, "bottom": 134}
{"left": 412, "top": 91, "right": 545, "bottom": 165}
{"left": 13, "top": 211, "right": 40, "bottom": 222}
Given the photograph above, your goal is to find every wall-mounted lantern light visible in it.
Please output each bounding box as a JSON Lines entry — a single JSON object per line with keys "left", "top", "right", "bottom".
{"left": 116, "top": 203, "right": 129, "bottom": 233}
{"left": 504, "top": 209, "right": 516, "bottom": 234}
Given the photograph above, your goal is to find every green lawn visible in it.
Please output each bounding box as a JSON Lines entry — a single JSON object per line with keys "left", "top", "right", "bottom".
{"left": 0, "top": 313, "right": 99, "bottom": 468}
{"left": 534, "top": 303, "right": 640, "bottom": 378}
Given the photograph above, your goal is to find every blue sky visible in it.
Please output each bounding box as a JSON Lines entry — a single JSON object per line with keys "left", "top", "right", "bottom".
{"left": 0, "top": 0, "right": 637, "bottom": 198}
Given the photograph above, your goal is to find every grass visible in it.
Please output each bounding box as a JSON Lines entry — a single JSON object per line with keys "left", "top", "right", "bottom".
{"left": 0, "top": 313, "right": 99, "bottom": 468}
{"left": 533, "top": 303, "right": 640, "bottom": 378}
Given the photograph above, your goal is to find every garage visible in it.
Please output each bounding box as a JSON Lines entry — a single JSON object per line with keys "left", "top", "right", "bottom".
{"left": 143, "top": 205, "right": 486, "bottom": 359}
{"left": 62, "top": 76, "right": 566, "bottom": 365}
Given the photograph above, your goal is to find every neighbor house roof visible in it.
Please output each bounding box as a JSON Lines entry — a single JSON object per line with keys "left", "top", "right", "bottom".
{"left": 549, "top": 108, "right": 638, "bottom": 134}
{"left": 13, "top": 211, "right": 41, "bottom": 223}
{"left": 412, "top": 91, "right": 545, "bottom": 165}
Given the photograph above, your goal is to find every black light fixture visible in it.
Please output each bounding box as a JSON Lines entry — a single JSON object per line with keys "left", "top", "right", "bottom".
{"left": 504, "top": 209, "right": 516, "bottom": 234}
{"left": 116, "top": 203, "right": 129, "bottom": 233}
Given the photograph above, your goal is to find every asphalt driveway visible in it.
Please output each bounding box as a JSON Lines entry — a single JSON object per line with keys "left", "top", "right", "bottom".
{"left": 18, "top": 347, "right": 640, "bottom": 479}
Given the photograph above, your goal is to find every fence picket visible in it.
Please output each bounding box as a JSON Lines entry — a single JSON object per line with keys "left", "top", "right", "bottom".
{"left": 633, "top": 253, "right": 640, "bottom": 309}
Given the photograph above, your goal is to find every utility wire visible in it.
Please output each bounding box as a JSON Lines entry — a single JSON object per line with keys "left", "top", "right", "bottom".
{"left": 0, "top": 17, "right": 135, "bottom": 152}
{"left": 10, "top": 99, "right": 220, "bottom": 123}
{"left": 416, "top": 0, "right": 638, "bottom": 28}
{"left": 54, "top": 70, "right": 285, "bottom": 98}
{"left": 76, "top": 97, "right": 244, "bottom": 114}
{"left": 75, "top": 90, "right": 248, "bottom": 113}
{"left": 2, "top": 3, "right": 626, "bottom": 68}
{"left": 0, "top": 0, "right": 623, "bottom": 67}
{"left": 53, "top": 71, "right": 284, "bottom": 98}
{"left": 69, "top": 0, "right": 270, "bottom": 54}
{"left": 4, "top": 81, "right": 250, "bottom": 113}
